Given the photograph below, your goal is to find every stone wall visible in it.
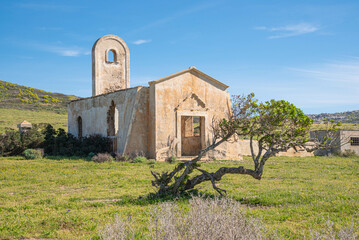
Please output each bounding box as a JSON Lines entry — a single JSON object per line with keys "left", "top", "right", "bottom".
{"left": 68, "top": 87, "right": 148, "bottom": 155}
{"left": 340, "top": 130, "right": 359, "bottom": 155}
{"left": 237, "top": 139, "right": 314, "bottom": 157}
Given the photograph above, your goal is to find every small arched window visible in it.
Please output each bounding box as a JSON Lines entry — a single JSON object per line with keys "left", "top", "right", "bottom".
{"left": 107, "top": 49, "right": 116, "bottom": 63}
{"left": 77, "top": 116, "right": 82, "bottom": 138}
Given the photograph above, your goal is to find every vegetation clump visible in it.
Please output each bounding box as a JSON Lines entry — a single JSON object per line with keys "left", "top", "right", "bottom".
{"left": 0, "top": 124, "right": 112, "bottom": 157}
{"left": 42, "top": 125, "right": 111, "bottom": 156}
{"left": 24, "top": 149, "right": 42, "bottom": 159}
{"left": 100, "top": 196, "right": 266, "bottom": 240}
{"left": 334, "top": 149, "right": 358, "bottom": 158}
{"left": 91, "top": 153, "right": 114, "bottom": 163}
{"left": 131, "top": 156, "right": 147, "bottom": 163}
{"left": 167, "top": 155, "right": 177, "bottom": 163}
{"left": 0, "top": 125, "right": 44, "bottom": 156}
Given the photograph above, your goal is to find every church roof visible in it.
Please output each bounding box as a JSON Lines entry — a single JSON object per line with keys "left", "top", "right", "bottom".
{"left": 148, "top": 66, "right": 229, "bottom": 90}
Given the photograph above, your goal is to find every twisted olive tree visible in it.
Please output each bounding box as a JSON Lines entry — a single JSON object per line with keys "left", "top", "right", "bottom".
{"left": 151, "top": 93, "right": 336, "bottom": 196}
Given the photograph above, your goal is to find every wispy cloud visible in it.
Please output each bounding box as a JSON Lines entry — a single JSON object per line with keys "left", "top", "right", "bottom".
{"left": 33, "top": 43, "right": 90, "bottom": 57}
{"left": 17, "top": 3, "right": 81, "bottom": 11}
{"left": 132, "top": 39, "right": 152, "bottom": 45}
{"left": 36, "top": 26, "right": 62, "bottom": 31}
{"left": 288, "top": 58, "right": 359, "bottom": 84}
{"left": 255, "top": 23, "right": 319, "bottom": 39}
{"left": 128, "top": 1, "right": 219, "bottom": 35}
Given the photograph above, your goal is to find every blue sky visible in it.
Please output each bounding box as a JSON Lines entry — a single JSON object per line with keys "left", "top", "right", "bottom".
{"left": 0, "top": 0, "right": 358, "bottom": 114}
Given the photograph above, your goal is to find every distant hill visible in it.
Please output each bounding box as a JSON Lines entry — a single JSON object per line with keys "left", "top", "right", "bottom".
{"left": 308, "top": 110, "right": 359, "bottom": 124}
{"left": 0, "top": 80, "right": 79, "bottom": 113}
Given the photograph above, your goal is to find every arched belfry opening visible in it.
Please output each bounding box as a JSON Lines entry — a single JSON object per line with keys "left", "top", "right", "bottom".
{"left": 92, "top": 34, "right": 130, "bottom": 96}
{"left": 107, "top": 49, "right": 116, "bottom": 63}
{"left": 77, "top": 116, "right": 82, "bottom": 138}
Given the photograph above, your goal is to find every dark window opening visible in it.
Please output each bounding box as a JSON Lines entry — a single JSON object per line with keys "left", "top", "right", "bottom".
{"left": 107, "top": 101, "right": 116, "bottom": 136}
{"left": 77, "top": 116, "right": 82, "bottom": 138}
{"left": 350, "top": 137, "right": 359, "bottom": 146}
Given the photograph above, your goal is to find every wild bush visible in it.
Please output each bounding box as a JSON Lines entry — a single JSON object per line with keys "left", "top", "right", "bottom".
{"left": 113, "top": 153, "right": 130, "bottom": 162}
{"left": 334, "top": 149, "right": 358, "bottom": 158}
{"left": 309, "top": 220, "right": 357, "bottom": 240}
{"left": 131, "top": 156, "right": 147, "bottom": 163}
{"left": 167, "top": 155, "right": 177, "bottom": 163}
{"left": 0, "top": 125, "right": 44, "bottom": 156}
{"left": 24, "top": 149, "right": 42, "bottom": 159}
{"left": 100, "top": 196, "right": 358, "bottom": 240}
{"left": 99, "top": 196, "right": 266, "bottom": 240}
{"left": 91, "top": 153, "right": 114, "bottom": 163}
{"left": 42, "top": 124, "right": 111, "bottom": 156}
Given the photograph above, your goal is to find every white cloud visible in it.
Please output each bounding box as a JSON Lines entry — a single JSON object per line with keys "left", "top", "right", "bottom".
{"left": 32, "top": 43, "right": 90, "bottom": 57}
{"left": 128, "top": 2, "right": 219, "bottom": 35}
{"left": 255, "top": 23, "right": 319, "bottom": 39}
{"left": 132, "top": 39, "right": 152, "bottom": 45}
{"left": 288, "top": 59, "right": 359, "bottom": 84}
{"left": 17, "top": 3, "right": 80, "bottom": 11}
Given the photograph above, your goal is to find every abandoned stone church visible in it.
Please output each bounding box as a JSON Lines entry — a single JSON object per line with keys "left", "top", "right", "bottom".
{"left": 68, "top": 34, "right": 240, "bottom": 160}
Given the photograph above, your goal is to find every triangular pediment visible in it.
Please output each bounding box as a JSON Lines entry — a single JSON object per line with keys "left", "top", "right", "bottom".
{"left": 175, "top": 93, "right": 208, "bottom": 111}
{"left": 148, "top": 66, "right": 229, "bottom": 90}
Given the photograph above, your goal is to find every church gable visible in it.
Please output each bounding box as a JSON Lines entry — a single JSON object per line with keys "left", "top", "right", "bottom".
{"left": 148, "top": 66, "right": 229, "bottom": 91}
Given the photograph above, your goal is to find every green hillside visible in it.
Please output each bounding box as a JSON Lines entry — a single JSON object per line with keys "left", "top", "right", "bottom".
{"left": 0, "top": 80, "right": 78, "bottom": 113}
{"left": 0, "top": 80, "right": 79, "bottom": 132}
{"left": 309, "top": 110, "right": 359, "bottom": 123}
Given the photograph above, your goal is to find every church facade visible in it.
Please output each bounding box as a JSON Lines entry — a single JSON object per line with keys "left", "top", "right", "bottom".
{"left": 68, "top": 35, "right": 241, "bottom": 160}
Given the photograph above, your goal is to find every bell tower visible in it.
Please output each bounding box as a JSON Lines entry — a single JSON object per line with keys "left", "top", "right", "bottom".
{"left": 92, "top": 34, "right": 130, "bottom": 96}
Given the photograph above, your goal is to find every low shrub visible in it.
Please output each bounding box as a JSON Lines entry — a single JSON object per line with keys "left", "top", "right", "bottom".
{"left": 42, "top": 125, "right": 112, "bottom": 157}
{"left": 100, "top": 196, "right": 266, "bottom": 240}
{"left": 24, "top": 149, "right": 42, "bottom": 159}
{"left": 99, "top": 196, "right": 358, "bottom": 240}
{"left": 310, "top": 220, "right": 357, "bottom": 240}
{"left": 91, "top": 153, "right": 114, "bottom": 163}
{"left": 148, "top": 159, "right": 156, "bottom": 168}
{"left": 113, "top": 153, "right": 130, "bottom": 162}
{"left": 131, "top": 156, "right": 147, "bottom": 163}
{"left": 167, "top": 155, "right": 177, "bottom": 163}
{"left": 88, "top": 152, "right": 96, "bottom": 159}
{"left": 334, "top": 149, "right": 358, "bottom": 157}
{"left": 0, "top": 125, "right": 44, "bottom": 156}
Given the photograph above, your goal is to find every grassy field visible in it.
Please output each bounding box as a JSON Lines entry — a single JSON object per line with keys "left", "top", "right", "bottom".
{"left": 0, "top": 156, "right": 358, "bottom": 239}
{"left": 0, "top": 108, "right": 67, "bottom": 132}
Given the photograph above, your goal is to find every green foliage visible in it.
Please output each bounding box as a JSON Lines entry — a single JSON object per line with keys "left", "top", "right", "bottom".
{"left": 42, "top": 124, "right": 112, "bottom": 156}
{"left": 114, "top": 153, "right": 130, "bottom": 162}
{"left": 24, "top": 149, "right": 42, "bottom": 159}
{"left": 167, "top": 155, "right": 177, "bottom": 163}
{"left": 0, "top": 130, "right": 23, "bottom": 156}
{"left": 228, "top": 94, "right": 314, "bottom": 155}
{"left": 131, "top": 156, "right": 147, "bottom": 163}
{"left": 334, "top": 149, "right": 358, "bottom": 158}
{"left": 91, "top": 153, "right": 114, "bottom": 163}
{"left": 0, "top": 125, "right": 44, "bottom": 156}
